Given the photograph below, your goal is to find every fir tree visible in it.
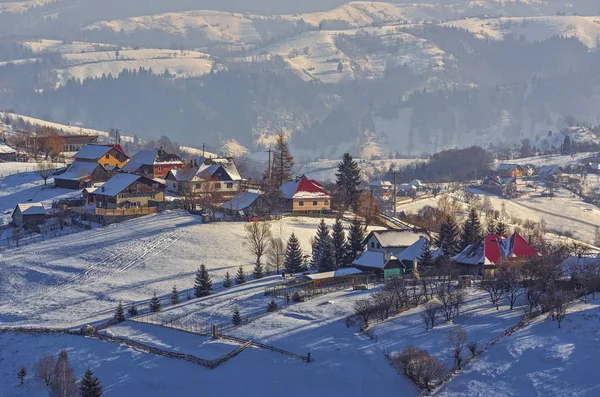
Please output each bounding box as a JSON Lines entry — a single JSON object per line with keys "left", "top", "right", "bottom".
{"left": 437, "top": 215, "right": 461, "bottom": 256}
{"left": 346, "top": 217, "right": 365, "bottom": 262}
{"left": 127, "top": 302, "right": 138, "bottom": 317}
{"left": 223, "top": 272, "right": 232, "bottom": 288}
{"left": 311, "top": 219, "right": 330, "bottom": 269}
{"left": 317, "top": 236, "right": 336, "bottom": 272}
{"left": 267, "top": 299, "right": 278, "bottom": 313}
{"left": 113, "top": 301, "right": 125, "bottom": 323}
{"left": 170, "top": 285, "right": 179, "bottom": 305}
{"left": 253, "top": 262, "right": 264, "bottom": 279}
{"left": 271, "top": 132, "right": 294, "bottom": 187}
{"left": 79, "top": 368, "right": 103, "bottom": 397}
{"left": 331, "top": 218, "right": 347, "bottom": 267}
{"left": 236, "top": 265, "right": 246, "bottom": 285}
{"left": 149, "top": 292, "right": 161, "bottom": 313}
{"left": 283, "top": 233, "right": 303, "bottom": 274}
{"left": 460, "top": 207, "right": 483, "bottom": 250}
{"left": 562, "top": 134, "right": 573, "bottom": 154}
{"left": 17, "top": 366, "right": 26, "bottom": 386}
{"left": 419, "top": 239, "right": 435, "bottom": 267}
{"left": 496, "top": 220, "right": 508, "bottom": 235}
{"left": 194, "top": 265, "right": 212, "bottom": 298}
{"left": 486, "top": 216, "right": 497, "bottom": 236}
{"left": 232, "top": 307, "right": 242, "bottom": 326}
{"left": 335, "top": 153, "right": 362, "bottom": 210}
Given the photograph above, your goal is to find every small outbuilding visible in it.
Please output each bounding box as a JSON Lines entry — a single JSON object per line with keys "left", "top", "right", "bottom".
{"left": 219, "top": 191, "right": 270, "bottom": 218}
{"left": 12, "top": 203, "right": 46, "bottom": 229}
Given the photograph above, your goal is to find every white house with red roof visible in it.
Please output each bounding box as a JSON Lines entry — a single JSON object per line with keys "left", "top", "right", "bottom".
{"left": 279, "top": 175, "right": 332, "bottom": 214}
{"left": 453, "top": 232, "right": 540, "bottom": 277}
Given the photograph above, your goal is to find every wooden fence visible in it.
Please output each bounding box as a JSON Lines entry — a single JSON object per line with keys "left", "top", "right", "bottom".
{"left": 95, "top": 207, "right": 158, "bottom": 216}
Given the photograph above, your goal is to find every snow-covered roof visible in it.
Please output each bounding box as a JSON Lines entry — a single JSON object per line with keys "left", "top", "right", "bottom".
{"left": 93, "top": 173, "right": 142, "bottom": 197}
{"left": 369, "top": 180, "right": 392, "bottom": 188}
{"left": 280, "top": 176, "right": 331, "bottom": 199}
{"left": 539, "top": 165, "right": 563, "bottom": 176}
{"left": 211, "top": 158, "right": 242, "bottom": 181}
{"left": 589, "top": 162, "right": 600, "bottom": 170}
{"left": 397, "top": 183, "right": 416, "bottom": 191}
{"left": 395, "top": 237, "right": 440, "bottom": 263}
{"left": 496, "top": 164, "right": 522, "bottom": 172}
{"left": 14, "top": 202, "right": 46, "bottom": 215}
{"left": 220, "top": 192, "right": 261, "bottom": 211}
{"left": 453, "top": 232, "right": 540, "bottom": 266}
{"left": 121, "top": 149, "right": 157, "bottom": 172}
{"left": 0, "top": 139, "right": 16, "bottom": 154}
{"left": 409, "top": 179, "right": 423, "bottom": 187}
{"left": 55, "top": 161, "right": 100, "bottom": 181}
{"left": 305, "top": 267, "right": 362, "bottom": 280}
{"left": 352, "top": 251, "right": 398, "bottom": 270}
{"left": 365, "top": 230, "right": 427, "bottom": 248}
{"left": 74, "top": 144, "right": 113, "bottom": 160}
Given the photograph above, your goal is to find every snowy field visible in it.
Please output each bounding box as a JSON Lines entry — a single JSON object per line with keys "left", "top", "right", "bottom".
{"left": 297, "top": 158, "right": 425, "bottom": 182}
{"left": 437, "top": 297, "right": 600, "bottom": 396}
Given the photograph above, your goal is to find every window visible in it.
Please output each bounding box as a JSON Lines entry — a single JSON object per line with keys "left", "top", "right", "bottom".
{"left": 298, "top": 201, "right": 304, "bottom": 207}
{"left": 214, "top": 183, "right": 221, "bottom": 189}
{"left": 158, "top": 166, "right": 163, "bottom": 172}
{"left": 116, "top": 153, "right": 120, "bottom": 159}
{"left": 105, "top": 154, "right": 109, "bottom": 159}
{"left": 324, "top": 200, "right": 329, "bottom": 206}
{"left": 371, "top": 242, "right": 375, "bottom": 248}
{"left": 377, "top": 243, "right": 381, "bottom": 249}
{"left": 226, "top": 183, "right": 233, "bottom": 189}
{"left": 313, "top": 200, "right": 318, "bottom": 206}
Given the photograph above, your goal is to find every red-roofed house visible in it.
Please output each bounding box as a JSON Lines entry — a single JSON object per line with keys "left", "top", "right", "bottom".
{"left": 280, "top": 175, "right": 332, "bottom": 214}
{"left": 453, "top": 232, "right": 540, "bottom": 277}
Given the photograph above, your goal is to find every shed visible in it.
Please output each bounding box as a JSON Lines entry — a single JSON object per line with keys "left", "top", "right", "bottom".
{"left": 352, "top": 251, "right": 406, "bottom": 276}
{"left": 219, "top": 192, "right": 270, "bottom": 217}
{"left": 12, "top": 203, "right": 46, "bottom": 229}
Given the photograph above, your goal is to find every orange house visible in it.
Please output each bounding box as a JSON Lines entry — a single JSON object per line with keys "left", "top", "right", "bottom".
{"left": 122, "top": 147, "right": 184, "bottom": 178}
{"left": 73, "top": 144, "right": 129, "bottom": 168}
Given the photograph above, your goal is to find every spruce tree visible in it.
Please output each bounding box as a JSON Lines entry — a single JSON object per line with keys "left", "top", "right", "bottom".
{"left": 194, "top": 265, "right": 212, "bottom": 298}
{"left": 236, "top": 265, "right": 246, "bottom": 285}
{"left": 223, "top": 272, "right": 232, "bottom": 288}
{"left": 79, "top": 368, "right": 103, "bottom": 397}
{"left": 317, "top": 237, "right": 336, "bottom": 272}
{"left": 418, "top": 239, "right": 435, "bottom": 267}
{"left": 127, "top": 302, "right": 138, "bottom": 317}
{"left": 17, "top": 366, "right": 26, "bottom": 386}
{"left": 253, "top": 262, "right": 264, "bottom": 279}
{"left": 496, "top": 220, "right": 508, "bottom": 235}
{"left": 311, "top": 219, "right": 330, "bottom": 269}
{"left": 335, "top": 153, "right": 361, "bottom": 210}
{"left": 331, "top": 218, "right": 347, "bottom": 267}
{"left": 486, "top": 216, "right": 497, "bottom": 236}
{"left": 232, "top": 307, "right": 242, "bottom": 326}
{"left": 346, "top": 217, "right": 365, "bottom": 262}
{"left": 283, "top": 233, "right": 303, "bottom": 274}
{"left": 114, "top": 301, "right": 125, "bottom": 323}
{"left": 437, "top": 215, "right": 461, "bottom": 256}
{"left": 170, "top": 285, "right": 179, "bottom": 305}
{"left": 149, "top": 292, "right": 161, "bottom": 313}
{"left": 460, "top": 207, "right": 483, "bottom": 250}
{"left": 271, "top": 132, "right": 294, "bottom": 187}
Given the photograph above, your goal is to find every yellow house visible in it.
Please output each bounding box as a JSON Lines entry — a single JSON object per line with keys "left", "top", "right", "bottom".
{"left": 495, "top": 164, "right": 523, "bottom": 179}
{"left": 89, "top": 173, "right": 165, "bottom": 211}
{"left": 73, "top": 144, "right": 129, "bottom": 168}
{"left": 280, "top": 175, "right": 332, "bottom": 214}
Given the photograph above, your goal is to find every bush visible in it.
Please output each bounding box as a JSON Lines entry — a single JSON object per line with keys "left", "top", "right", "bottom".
{"left": 292, "top": 292, "right": 305, "bottom": 303}
{"left": 394, "top": 346, "right": 444, "bottom": 390}
{"left": 267, "top": 299, "right": 278, "bottom": 313}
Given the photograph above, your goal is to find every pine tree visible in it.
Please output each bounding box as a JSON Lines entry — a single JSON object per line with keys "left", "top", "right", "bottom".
{"left": 232, "top": 307, "right": 242, "bottom": 326}
{"left": 283, "top": 233, "right": 303, "bottom": 274}
{"left": 562, "top": 134, "right": 573, "bottom": 154}
{"left": 419, "top": 239, "right": 435, "bottom": 267}
{"left": 437, "top": 215, "right": 461, "bottom": 256}
{"left": 17, "top": 366, "right": 26, "bottom": 386}
{"left": 486, "top": 216, "right": 497, "bottom": 236}
{"left": 79, "top": 368, "right": 103, "bottom": 397}
{"left": 223, "top": 272, "right": 232, "bottom": 288}
{"left": 194, "top": 265, "right": 212, "bottom": 298}
{"left": 113, "top": 301, "right": 125, "bottom": 323}
{"left": 317, "top": 236, "right": 336, "bottom": 272}
{"left": 149, "top": 292, "right": 161, "bottom": 313}
{"left": 496, "top": 220, "right": 508, "bottom": 235}
{"left": 460, "top": 207, "right": 483, "bottom": 250}
{"left": 311, "top": 219, "right": 330, "bottom": 269}
{"left": 236, "top": 265, "right": 246, "bottom": 285}
{"left": 346, "top": 217, "right": 365, "bottom": 262}
{"left": 170, "top": 285, "right": 179, "bottom": 305}
{"left": 253, "top": 262, "right": 264, "bottom": 279}
{"left": 267, "top": 299, "right": 278, "bottom": 313}
{"left": 331, "top": 218, "right": 347, "bottom": 267}
{"left": 127, "top": 302, "right": 138, "bottom": 317}
{"left": 271, "top": 132, "right": 294, "bottom": 187}
{"left": 335, "top": 153, "right": 362, "bottom": 210}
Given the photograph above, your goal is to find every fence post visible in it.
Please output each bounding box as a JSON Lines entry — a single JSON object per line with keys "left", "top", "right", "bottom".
{"left": 307, "top": 352, "right": 311, "bottom": 363}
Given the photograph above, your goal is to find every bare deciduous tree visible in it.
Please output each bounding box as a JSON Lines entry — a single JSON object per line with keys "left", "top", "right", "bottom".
{"left": 354, "top": 298, "right": 375, "bottom": 326}
{"left": 501, "top": 270, "right": 522, "bottom": 310}
{"left": 467, "top": 341, "right": 477, "bottom": 356}
{"left": 266, "top": 237, "right": 285, "bottom": 274}
{"left": 421, "top": 301, "right": 440, "bottom": 330}
{"left": 34, "top": 354, "right": 56, "bottom": 386}
{"left": 478, "top": 277, "right": 504, "bottom": 310}
{"left": 448, "top": 327, "right": 467, "bottom": 369}
{"left": 37, "top": 161, "right": 55, "bottom": 185}
{"left": 385, "top": 278, "right": 408, "bottom": 311}
{"left": 550, "top": 290, "right": 572, "bottom": 329}
{"left": 49, "top": 350, "right": 77, "bottom": 397}
{"left": 395, "top": 345, "right": 445, "bottom": 390}
{"left": 244, "top": 221, "right": 272, "bottom": 266}
{"left": 372, "top": 290, "right": 395, "bottom": 321}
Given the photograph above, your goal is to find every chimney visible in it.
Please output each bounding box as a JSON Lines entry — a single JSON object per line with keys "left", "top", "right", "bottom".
{"left": 101, "top": 186, "right": 105, "bottom": 192}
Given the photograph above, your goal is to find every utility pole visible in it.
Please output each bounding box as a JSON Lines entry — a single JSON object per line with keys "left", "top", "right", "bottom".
{"left": 392, "top": 170, "right": 397, "bottom": 218}
{"left": 202, "top": 143, "right": 205, "bottom": 157}
{"left": 266, "top": 148, "right": 272, "bottom": 185}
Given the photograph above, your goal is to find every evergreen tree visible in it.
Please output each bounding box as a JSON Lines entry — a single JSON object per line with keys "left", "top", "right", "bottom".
{"left": 418, "top": 239, "right": 435, "bottom": 267}
{"left": 267, "top": 299, "right": 278, "bottom": 313}
{"left": 486, "top": 216, "right": 497, "bottom": 236}
{"left": 346, "top": 217, "right": 365, "bottom": 262}
{"left": 223, "top": 272, "right": 232, "bottom": 288}
{"left": 460, "top": 207, "right": 483, "bottom": 250}
{"left": 79, "top": 368, "right": 103, "bottom": 397}
{"left": 271, "top": 132, "right": 294, "bottom": 187}
{"left": 232, "top": 307, "right": 242, "bottom": 326}
{"left": 113, "top": 301, "right": 125, "bottom": 323}
{"left": 335, "top": 153, "right": 362, "bottom": 210}
{"left": 283, "top": 233, "right": 304, "bottom": 274}
{"left": 253, "top": 262, "right": 264, "bottom": 279}
{"left": 562, "top": 134, "right": 573, "bottom": 154}
{"left": 127, "top": 302, "right": 138, "bottom": 317}
{"left": 236, "top": 265, "right": 246, "bottom": 285}
{"left": 170, "top": 285, "right": 179, "bottom": 305}
{"left": 311, "top": 219, "right": 330, "bottom": 268}
{"left": 496, "top": 220, "right": 508, "bottom": 236}
{"left": 317, "top": 237, "right": 336, "bottom": 272}
{"left": 437, "top": 215, "right": 461, "bottom": 256}
{"left": 331, "top": 218, "right": 347, "bottom": 267}
{"left": 194, "top": 265, "right": 212, "bottom": 298}
{"left": 17, "top": 366, "right": 26, "bottom": 386}
{"left": 149, "top": 292, "right": 161, "bottom": 313}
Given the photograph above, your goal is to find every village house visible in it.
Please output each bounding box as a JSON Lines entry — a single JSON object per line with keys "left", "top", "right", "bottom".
{"left": 12, "top": 203, "right": 46, "bottom": 229}
{"left": 122, "top": 147, "right": 184, "bottom": 179}
{"left": 73, "top": 144, "right": 129, "bottom": 169}
{"left": 588, "top": 162, "right": 600, "bottom": 175}
{"left": 496, "top": 164, "right": 524, "bottom": 179}
{"left": 88, "top": 173, "right": 165, "bottom": 212}
{"left": 369, "top": 180, "right": 393, "bottom": 200}
{"left": 481, "top": 175, "right": 517, "bottom": 197}
{"left": 538, "top": 165, "right": 565, "bottom": 181}
{"left": 352, "top": 251, "right": 406, "bottom": 278}
{"left": 522, "top": 165, "right": 536, "bottom": 177}
{"left": 279, "top": 175, "right": 331, "bottom": 214}
{"left": 453, "top": 232, "right": 540, "bottom": 277}
{"left": 0, "top": 138, "right": 17, "bottom": 162}
{"left": 54, "top": 161, "right": 110, "bottom": 189}
{"left": 219, "top": 191, "right": 271, "bottom": 218}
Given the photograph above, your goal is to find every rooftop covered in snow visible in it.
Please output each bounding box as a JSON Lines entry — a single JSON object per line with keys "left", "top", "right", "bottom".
{"left": 364, "top": 230, "right": 428, "bottom": 249}
{"left": 55, "top": 161, "right": 101, "bottom": 181}
{"left": 13, "top": 202, "right": 46, "bottom": 215}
